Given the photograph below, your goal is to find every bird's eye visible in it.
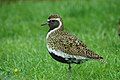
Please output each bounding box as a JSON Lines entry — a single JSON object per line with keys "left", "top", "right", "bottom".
{"left": 49, "top": 20, "right": 55, "bottom": 23}
{"left": 51, "top": 20, "right": 55, "bottom": 22}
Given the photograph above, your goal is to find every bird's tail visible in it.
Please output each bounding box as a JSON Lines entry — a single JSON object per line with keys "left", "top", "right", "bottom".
{"left": 97, "top": 58, "right": 107, "bottom": 64}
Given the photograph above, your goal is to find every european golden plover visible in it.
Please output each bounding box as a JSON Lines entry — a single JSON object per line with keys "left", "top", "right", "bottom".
{"left": 41, "top": 14, "right": 103, "bottom": 79}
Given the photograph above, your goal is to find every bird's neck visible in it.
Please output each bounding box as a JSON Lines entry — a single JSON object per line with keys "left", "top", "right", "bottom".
{"left": 46, "top": 20, "right": 63, "bottom": 40}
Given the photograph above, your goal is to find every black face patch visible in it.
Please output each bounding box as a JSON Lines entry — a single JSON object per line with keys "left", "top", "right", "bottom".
{"left": 48, "top": 20, "right": 60, "bottom": 31}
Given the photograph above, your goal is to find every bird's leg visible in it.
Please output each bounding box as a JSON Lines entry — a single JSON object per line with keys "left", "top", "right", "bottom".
{"left": 69, "top": 63, "right": 71, "bottom": 70}
{"left": 67, "top": 63, "right": 72, "bottom": 80}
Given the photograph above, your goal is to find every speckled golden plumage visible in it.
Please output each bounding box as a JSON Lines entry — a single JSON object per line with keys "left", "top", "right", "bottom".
{"left": 47, "top": 29, "right": 102, "bottom": 59}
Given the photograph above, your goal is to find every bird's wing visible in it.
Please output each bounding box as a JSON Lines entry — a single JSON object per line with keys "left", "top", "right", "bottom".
{"left": 55, "top": 31, "right": 103, "bottom": 59}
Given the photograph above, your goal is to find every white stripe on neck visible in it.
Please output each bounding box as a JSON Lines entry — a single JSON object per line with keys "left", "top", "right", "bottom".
{"left": 46, "top": 18, "right": 62, "bottom": 40}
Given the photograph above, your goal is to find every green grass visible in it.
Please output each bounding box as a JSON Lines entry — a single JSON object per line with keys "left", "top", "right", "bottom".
{"left": 0, "top": 0, "right": 120, "bottom": 80}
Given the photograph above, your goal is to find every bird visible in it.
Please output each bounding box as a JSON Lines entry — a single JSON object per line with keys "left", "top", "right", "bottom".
{"left": 41, "top": 14, "right": 103, "bottom": 79}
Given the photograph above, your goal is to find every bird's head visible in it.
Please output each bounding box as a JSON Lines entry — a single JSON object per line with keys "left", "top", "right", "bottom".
{"left": 41, "top": 14, "right": 63, "bottom": 31}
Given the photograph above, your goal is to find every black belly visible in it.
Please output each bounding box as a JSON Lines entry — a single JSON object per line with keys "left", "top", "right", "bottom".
{"left": 49, "top": 52, "right": 69, "bottom": 63}
{"left": 48, "top": 52, "right": 88, "bottom": 64}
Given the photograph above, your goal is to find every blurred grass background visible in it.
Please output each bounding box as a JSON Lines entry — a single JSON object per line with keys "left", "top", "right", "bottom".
{"left": 0, "top": 0, "right": 120, "bottom": 80}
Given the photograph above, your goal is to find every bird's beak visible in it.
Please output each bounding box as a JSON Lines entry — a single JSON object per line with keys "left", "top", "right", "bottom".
{"left": 41, "top": 22, "right": 48, "bottom": 26}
